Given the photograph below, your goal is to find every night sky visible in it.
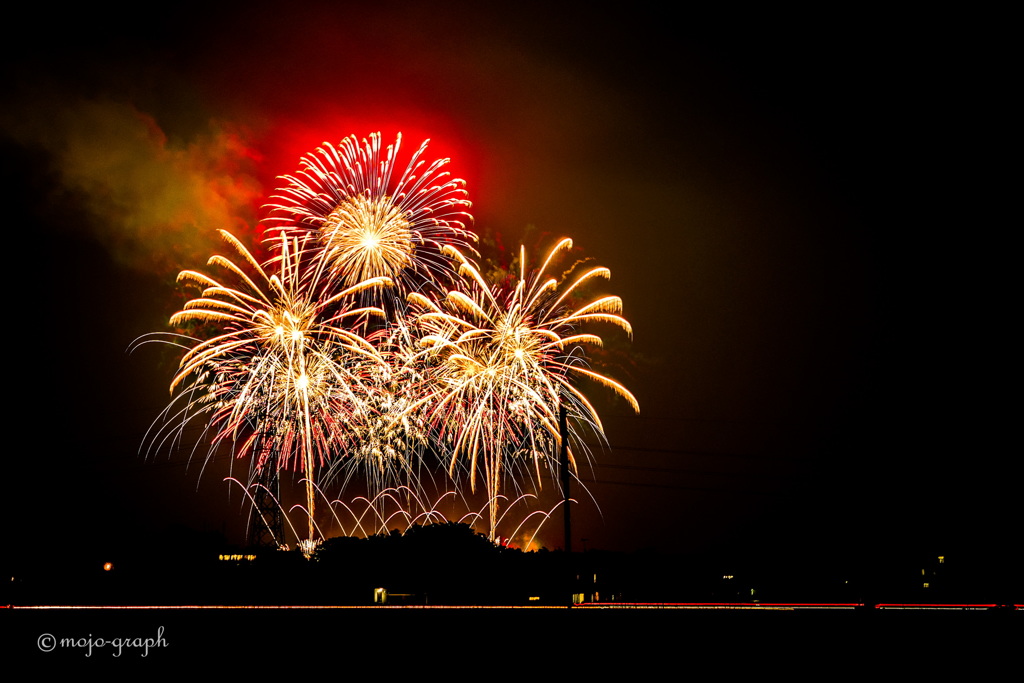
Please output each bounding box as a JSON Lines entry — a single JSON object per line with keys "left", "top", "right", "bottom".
{"left": 2, "top": 3, "right": 1014, "bottom": 573}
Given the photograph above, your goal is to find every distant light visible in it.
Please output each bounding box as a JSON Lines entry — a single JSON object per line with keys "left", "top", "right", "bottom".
{"left": 103, "top": 562, "right": 113, "bottom": 572}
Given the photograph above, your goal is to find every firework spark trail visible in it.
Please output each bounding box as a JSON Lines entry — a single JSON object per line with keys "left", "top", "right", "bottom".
{"left": 406, "top": 239, "right": 638, "bottom": 539}
{"left": 263, "top": 132, "right": 475, "bottom": 299}
{"left": 154, "top": 230, "right": 393, "bottom": 541}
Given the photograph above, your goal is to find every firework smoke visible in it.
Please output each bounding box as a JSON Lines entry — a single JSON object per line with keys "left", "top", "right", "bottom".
{"left": 1, "top": 97, "right": 263, "bottom": 274}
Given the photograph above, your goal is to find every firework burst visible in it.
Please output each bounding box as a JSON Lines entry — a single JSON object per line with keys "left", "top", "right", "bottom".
{"left": 154, "top": 230, "right": 392, "bottom": 541}
{"left": 264, "top": 132, "right": 475, "bottom": 298}
{"left": 406, "top": 239, "right": 638, "bottom": 539}
{"left": 326, "top": 317, "right": 432, "bottom": 496}
{"left": 141, "top": 130, "right": 638, "bottom": 552}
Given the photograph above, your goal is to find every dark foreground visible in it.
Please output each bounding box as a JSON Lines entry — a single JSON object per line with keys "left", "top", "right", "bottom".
{"left": 7, "top": 603, "right": 1018, "bottom": 666}
{"left": 6, "top": 524, "right": 1019, "bottom": 664}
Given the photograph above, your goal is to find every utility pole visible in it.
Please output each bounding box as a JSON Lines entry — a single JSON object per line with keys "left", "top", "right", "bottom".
{"left": 559, "top": 402, "right": 571, "bottom": 554}
{"left": 559, "top": 402, "right": 575, "bottom": 607}
{"left": 247, "top": 466, "right": 283, "bottom": 550}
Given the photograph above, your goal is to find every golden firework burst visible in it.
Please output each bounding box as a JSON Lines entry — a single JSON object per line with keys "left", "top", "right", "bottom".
{"left": 265, "top": 132, "right": 474, "bottom": 294}
{"left": 160, "top": 230, "right": 392, "bottom": 541}
{"left": 406, "top": 240, "right": 638, "bottom": 538}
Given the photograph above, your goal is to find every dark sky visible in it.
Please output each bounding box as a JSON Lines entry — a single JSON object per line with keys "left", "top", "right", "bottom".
{"left": 2, "top": 3, "right": 1013, "bottom": 569}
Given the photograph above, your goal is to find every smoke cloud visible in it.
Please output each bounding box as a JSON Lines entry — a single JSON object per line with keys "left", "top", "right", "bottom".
{"left": 3, "top": 95, "right": 263, "bottom": 275}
